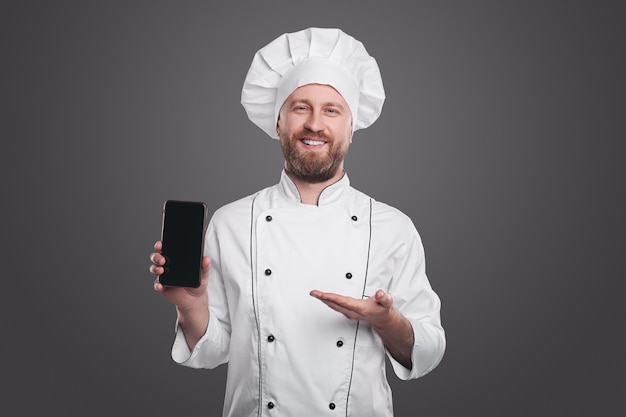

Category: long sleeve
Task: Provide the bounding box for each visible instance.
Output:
[371,204,446,380]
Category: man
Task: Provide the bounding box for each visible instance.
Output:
[150,27,445,416]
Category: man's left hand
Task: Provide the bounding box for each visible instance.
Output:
[310,288,414,369]
[309,288,395,328]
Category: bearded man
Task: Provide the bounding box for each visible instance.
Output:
[149,27,445,417]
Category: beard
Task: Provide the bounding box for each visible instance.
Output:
[279,130,348,184]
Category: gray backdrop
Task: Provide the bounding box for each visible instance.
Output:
[4,1,624,415]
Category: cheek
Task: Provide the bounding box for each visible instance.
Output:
[278,117,301,136]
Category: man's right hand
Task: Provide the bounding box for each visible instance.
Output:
[149,241,210,306]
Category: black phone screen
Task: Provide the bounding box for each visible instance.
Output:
[159,200,207,288]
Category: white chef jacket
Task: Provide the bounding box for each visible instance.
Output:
[172,171,445,417]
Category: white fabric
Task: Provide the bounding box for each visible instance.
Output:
[241,27,385,139]
[172,171,445,417]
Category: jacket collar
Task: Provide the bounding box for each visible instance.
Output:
[279,170,350,206]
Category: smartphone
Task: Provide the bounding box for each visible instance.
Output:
[159,200,207,288]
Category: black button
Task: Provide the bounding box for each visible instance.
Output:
[351,215,358,221]
[267,402,275,409]
[336,340,343,347]
[329,402,336,410]
[267,335,275,342]
[345,272,352,279]
[266,215,272,222]
[265,269,272,276]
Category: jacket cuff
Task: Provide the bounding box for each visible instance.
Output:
[388,319,446,380]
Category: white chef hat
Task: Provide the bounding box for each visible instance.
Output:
[241,27,385,139]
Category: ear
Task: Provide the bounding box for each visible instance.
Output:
[276,115,281,136]
[349,117,354,143]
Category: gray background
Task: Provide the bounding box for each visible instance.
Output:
[3,1,624,415]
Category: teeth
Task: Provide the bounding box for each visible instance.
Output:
[302,139,325,146]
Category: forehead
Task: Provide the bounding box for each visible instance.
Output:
[285,84,348,107]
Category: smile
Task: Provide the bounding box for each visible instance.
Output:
[301,139,327,146]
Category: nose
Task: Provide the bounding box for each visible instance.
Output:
[303,110,325,133]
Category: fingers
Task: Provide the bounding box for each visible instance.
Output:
[310,289,394,323]
[149,241,165,275]
[311,289,392,308]
[312,295,358,320]
[149,252,165,266]
[153,278,164,293]
[149,253,165,275]
[309,289,323,298]
[310,291,364,319]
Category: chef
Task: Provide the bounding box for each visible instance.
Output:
[150,27,445,417]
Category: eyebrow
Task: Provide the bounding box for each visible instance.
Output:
[289,98,347,110]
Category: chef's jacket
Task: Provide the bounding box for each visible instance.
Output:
[172,171,445,417]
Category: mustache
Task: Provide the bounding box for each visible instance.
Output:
[292,129,332,142]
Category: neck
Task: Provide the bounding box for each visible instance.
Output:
[285,168,345,205]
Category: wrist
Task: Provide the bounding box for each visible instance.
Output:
[176,293,208,316]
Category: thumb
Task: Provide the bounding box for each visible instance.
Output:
[200,256,211,283]
[375,289,393,308]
